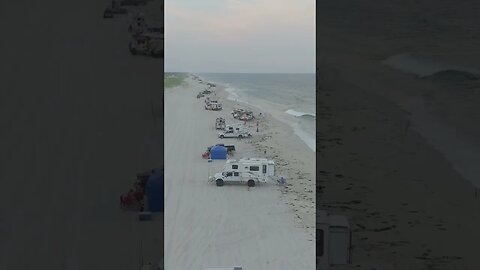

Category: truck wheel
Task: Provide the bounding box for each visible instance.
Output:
[216,179,224,186]
[247,179,255,187]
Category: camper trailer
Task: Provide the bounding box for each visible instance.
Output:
[210,158,275,187]
[317,211,352,269]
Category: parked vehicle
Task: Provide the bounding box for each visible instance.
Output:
[210,158,275,187]
[218,128,251,138]
[215,118,226,129]
[205,102,222,111]
[129,33,163,58]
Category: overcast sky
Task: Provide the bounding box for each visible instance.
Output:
[165,0,315,73]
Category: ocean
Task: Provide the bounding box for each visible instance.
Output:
[197,73,316,152]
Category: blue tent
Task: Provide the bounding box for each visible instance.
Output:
[210,145,227,159]
[146,169,164,212]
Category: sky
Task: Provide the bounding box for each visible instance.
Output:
[165,0,315,73]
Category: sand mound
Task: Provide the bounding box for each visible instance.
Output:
[421,69,480,81]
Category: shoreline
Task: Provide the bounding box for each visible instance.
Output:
[197,74,316,152]
[192,75,316,229]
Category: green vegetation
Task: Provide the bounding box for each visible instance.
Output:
[165,73,188,88]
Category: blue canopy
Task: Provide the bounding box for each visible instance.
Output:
[210,145,227,159]
[146,168,164,212]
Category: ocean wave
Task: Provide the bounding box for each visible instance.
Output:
[285,109,316,118]
[292,123,316,152]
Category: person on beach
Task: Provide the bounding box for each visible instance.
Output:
[278,176,286,185]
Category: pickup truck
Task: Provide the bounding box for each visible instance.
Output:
[218,130,251,139]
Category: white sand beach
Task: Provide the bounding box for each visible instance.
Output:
[164,76,315,270]
[0,1,163,269]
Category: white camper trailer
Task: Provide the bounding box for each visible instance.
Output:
[317,210,352,269]
[210,158,275,187]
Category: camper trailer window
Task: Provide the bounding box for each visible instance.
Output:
[250,166,259,171]
[234,172,239,176]
[232,165,238,169]
[316,229,324,256]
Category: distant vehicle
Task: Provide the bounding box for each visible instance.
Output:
[205,102,222,111]
[218,128,251,139]
[210,158,275,187]
[215,117,226,129]
[129,33,163,58]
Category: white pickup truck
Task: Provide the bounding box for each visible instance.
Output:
[218,128,251,138]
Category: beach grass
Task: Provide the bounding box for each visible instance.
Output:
[165,73,188,88]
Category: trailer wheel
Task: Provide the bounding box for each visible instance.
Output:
[238,135,243,138]
[220,135,224,138]
[247,179,255,187]
[216,179,224,186]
